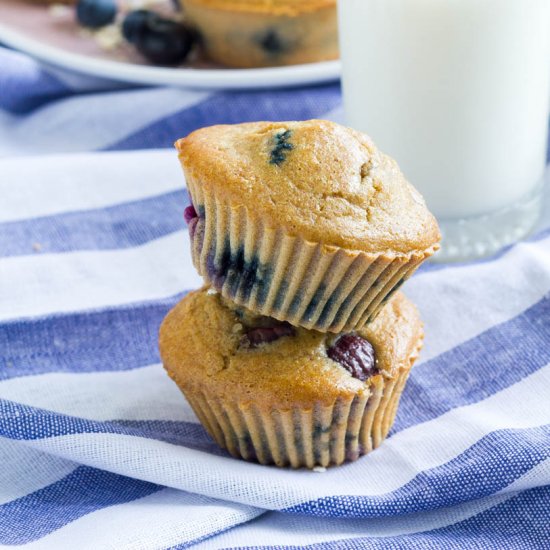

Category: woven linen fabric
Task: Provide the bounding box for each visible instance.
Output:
[1,45,550,549]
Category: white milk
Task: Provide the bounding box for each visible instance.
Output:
[338,0,550,220]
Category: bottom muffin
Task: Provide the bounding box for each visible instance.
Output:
[159,287,423,468]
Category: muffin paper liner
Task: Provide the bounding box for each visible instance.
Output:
[187,180,437,332]
[175,339,421,468]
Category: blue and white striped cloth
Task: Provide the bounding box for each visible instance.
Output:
[1,45,550,549]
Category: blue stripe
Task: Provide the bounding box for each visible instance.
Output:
[1,290,548,472]
[0,47,72,114]
[393,293,550,433]
[285,424,550,518]
[1,285,548,450]
[0,465,162,544]
[0,399,223,455]
[0,190,188,257]
[244,485,550,549]
[0,396,547,519]
[1,291,548,446]
[0,293,185,379]
[104,84,341,151]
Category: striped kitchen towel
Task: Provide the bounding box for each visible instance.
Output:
[1,45,550,549]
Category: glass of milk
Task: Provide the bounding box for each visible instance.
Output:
[338,0,550,261]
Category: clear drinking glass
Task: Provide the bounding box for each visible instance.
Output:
[338,0,550,261]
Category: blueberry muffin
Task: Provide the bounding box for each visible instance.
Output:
[159,286,423,468]
[180,0,337,68]
[176,120,440,333]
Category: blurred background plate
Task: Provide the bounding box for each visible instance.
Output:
[0,0,341,89]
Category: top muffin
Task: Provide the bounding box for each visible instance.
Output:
[177,120,439,254]
[176,120,439,333]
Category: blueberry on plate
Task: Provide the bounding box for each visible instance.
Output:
[122,10,195,65]
[121,10,150,44]
[76,0,117,29]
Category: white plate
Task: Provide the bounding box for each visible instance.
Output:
[0,1,340,90]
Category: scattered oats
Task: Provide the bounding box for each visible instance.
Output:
[232,323,243,334]
[206,288,218,296]
[94,24,123,51]
[32,242,42,252]
[48,4,72,18]
[312,466,327,473]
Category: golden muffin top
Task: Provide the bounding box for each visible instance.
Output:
[183,0,335,16]
[176,120,440,255]
[159,287,423,408]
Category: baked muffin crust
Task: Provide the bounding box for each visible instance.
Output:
[176,120,440,255]
[160,287,423,409]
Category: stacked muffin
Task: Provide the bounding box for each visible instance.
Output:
[159,120,440,468]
